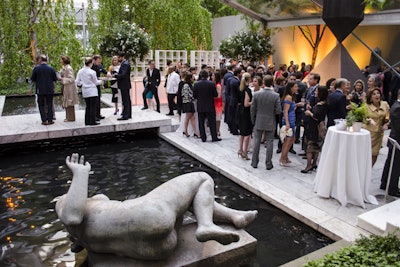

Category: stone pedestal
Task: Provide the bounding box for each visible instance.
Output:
[87,223,257,267]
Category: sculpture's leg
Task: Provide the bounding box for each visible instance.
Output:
[212,202,258,229]
[192,177,240,245]
[55,153,91,226]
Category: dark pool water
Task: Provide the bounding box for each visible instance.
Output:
[0,132,332,266]
[2,95,108,116]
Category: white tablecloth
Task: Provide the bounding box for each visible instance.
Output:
[314,127,378,208]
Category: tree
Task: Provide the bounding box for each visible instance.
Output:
[0,0,84,90]
[200,0,238,18]
[98,21,151,60]
[297,25,327,68]
[219,30,273,62]
[92,0,213,55]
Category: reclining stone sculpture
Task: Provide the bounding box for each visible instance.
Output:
[55,153,258,260]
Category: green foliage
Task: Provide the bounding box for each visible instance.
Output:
[0,0,84,92]
[93,0,212,53]
[304,234,400,267]
[364,0,387,9]
[346,102,368,126]
[98,21,151,60]
[200,0,239,18]
[219,30,273,62]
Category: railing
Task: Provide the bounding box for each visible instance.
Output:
[131,50,221,78]
[385,137,400,199]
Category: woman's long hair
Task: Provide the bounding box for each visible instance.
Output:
[240,72,251,92]
[282,82,296,100]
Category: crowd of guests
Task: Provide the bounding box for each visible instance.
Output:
[30,52,132,126]
[29,54,400,197]
[165,59,399,197]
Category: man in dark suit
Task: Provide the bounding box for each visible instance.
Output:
[91,55,108,120]
[30,54,59,125]
[327,78,347,127]
[223,64,234,124]
[380,90,400,197]
[227,67,242,135]
[115,51,132,120]
[193,70,221,142]
[251,75,282,170]
[293,72,307,144]
[142,60,161,112]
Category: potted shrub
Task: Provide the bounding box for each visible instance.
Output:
[346,102,368,132]
[304,233,400,266]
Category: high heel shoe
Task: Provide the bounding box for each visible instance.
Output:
[237,150,243,158]
[311,165,318,171]
[193,133,200,138]
[183,131,190,137]
[113,109,119,115]
[279,160,290,167]
[241,152,250,160]
[301,167,313,173]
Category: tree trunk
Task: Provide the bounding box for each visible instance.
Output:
[28,0,38,61]
[297,24,327,68]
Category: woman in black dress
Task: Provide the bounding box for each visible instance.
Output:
[301,86,328,173]
[237,72,253,160]
[181,71,200,138]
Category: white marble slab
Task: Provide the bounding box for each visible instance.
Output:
[0,106,171,144]
[357,199,400,235]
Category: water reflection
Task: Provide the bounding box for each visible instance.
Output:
[0,132,332,266]
[2,95,108,116]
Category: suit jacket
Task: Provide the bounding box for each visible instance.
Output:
[251,87,282,131]
[146,67,161,90]
[295,81,307,103]
[389,100,400,142]
[229,76,240,107]
[193,78,218,113]
[327,89,347,127]
[115,59,131,90]
[31,63,58,95]
[91,64,107,77]
[223,71,234,102]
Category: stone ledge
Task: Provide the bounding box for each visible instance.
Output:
[88,223,257,267]
[280,239,351,267]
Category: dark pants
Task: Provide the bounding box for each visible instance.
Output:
[228,104,239,134]
[198,111,218,142]
[143,85,160,112]
[167,93,177,114]
[95,86,102,119]
[295,110,303,141]
[84,96,97,125]
[37,94,54,123]
[381,144,400,194]
[120,87,132,119]
[224,97,230,123]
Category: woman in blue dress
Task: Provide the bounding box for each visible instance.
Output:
[280,82,298,166]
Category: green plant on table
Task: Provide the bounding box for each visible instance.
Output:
[346,102,368,126]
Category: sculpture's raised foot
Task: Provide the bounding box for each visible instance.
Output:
[195,225,240,245]
[232,210,258,229]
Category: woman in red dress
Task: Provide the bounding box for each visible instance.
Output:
[213,70,223,136]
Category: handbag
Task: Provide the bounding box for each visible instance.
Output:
[279,126,293,143]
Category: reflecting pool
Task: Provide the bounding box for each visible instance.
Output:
[0,132,332,266]
[2,95,108,116]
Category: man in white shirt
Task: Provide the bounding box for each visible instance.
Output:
[76,57,103,125]
[165,66,180,115]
